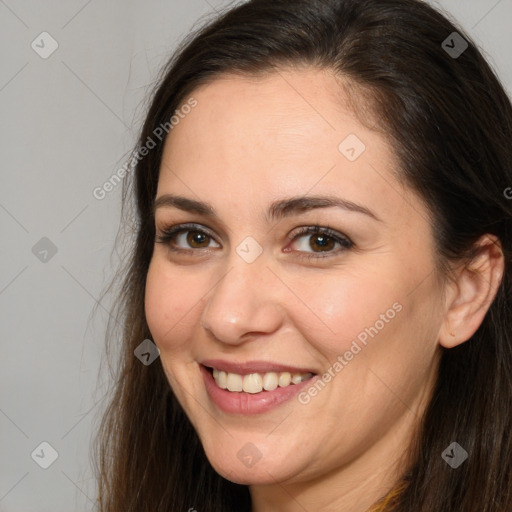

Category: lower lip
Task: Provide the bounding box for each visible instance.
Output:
[200,365,317,415]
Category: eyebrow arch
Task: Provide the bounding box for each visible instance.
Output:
[153,194,382,222]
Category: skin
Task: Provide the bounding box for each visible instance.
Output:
[144,67,504,512]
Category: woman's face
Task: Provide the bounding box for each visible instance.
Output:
[145,68,445,494]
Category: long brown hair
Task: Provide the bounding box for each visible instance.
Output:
[95,1,512,510]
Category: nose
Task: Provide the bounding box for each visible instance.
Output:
[199,255,284,345]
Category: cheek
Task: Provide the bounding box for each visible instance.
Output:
[280,266,406,361]
[281,259,441,400]
[144,258,204,354]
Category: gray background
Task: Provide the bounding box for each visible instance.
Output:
[1,0,511,510]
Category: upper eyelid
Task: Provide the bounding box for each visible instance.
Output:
[156,221,221,239]
[156,222,346,236]
[156,223,219,243]
[287,225,352,241]
[157,222,214,234]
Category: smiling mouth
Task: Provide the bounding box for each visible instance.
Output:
[204,366,315,394]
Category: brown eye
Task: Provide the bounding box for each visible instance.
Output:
[186,230,211,248]
[308,234,336,252]
[156,223,220,251]
[288,226,354,258]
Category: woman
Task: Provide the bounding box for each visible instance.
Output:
[96,0,512,510]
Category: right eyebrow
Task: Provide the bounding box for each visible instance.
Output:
[153,194,214,217]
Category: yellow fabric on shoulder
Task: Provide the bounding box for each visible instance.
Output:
[367,480,408,512]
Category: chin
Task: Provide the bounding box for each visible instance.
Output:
[200,441,305,486]
[209,459,289,486]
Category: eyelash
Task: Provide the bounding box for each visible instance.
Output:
[287,225,354,259]
[155,222,354,260]
[156,223,217,254]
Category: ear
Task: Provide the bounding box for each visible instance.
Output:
[438,234,505,349]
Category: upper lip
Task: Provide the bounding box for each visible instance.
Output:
[200,359,317,375]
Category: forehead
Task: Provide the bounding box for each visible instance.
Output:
[166,68,362,161]
[157,68,420,229]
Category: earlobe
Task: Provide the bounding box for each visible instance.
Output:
[439,234,504,349]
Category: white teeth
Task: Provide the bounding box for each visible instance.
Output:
[262,372,278,391]
[217,370,228,389]
[211,368,313,393]
[291,373,303,385]
[226,373,243,392]
[278,372,291,387]
[213,368,228,389]
[242,373,263,394]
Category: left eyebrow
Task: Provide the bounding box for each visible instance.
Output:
[153,193,382,223]
[266,195,382,223]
